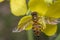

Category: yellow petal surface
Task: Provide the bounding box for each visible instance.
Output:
[44,0,53,4]
[10,0,27,16]
[28,0,52,16]
[0,0,4,2]
[42,24,57,36]
[38,16,46,30]
[18,16,33,30]
[45,1,60,18]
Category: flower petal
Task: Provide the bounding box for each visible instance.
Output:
[42,24,57,36]
[17,16,33,32]
[45,2,60,18]
[10,0,27,16]
[44,0,53,4]
[29,0,60,18]
[28,0,52,16]
[45,1,60,18]
[38,16,46,30]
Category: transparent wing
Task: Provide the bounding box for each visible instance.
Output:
[45,17,59,25]
[13,21,32,32]
[38,16,58,36]
[12,16,33,32]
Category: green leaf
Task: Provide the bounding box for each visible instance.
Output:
[10,0,27,16]
[55,34,60,40]
[27,30,34,40]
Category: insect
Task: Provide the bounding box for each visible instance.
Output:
[31,12,42,36]
[13,12,58,36]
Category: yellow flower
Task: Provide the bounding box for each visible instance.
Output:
[17,15,57,36]
[10,0,59,36]
[10,0,60,18]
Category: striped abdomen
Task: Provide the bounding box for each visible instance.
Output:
[31,12,41,36]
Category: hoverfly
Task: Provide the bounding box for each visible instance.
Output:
[13,12,58,36]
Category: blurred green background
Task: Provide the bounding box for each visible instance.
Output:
[0,0,60,40]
